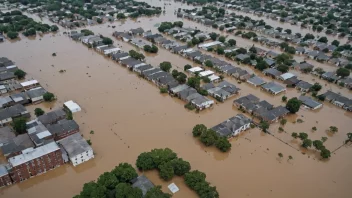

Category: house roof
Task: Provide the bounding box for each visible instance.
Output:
[1,133,34,156]
[263,68,282,76]
[0,72,15,81]
[0,104,28,121]
[280,73,295,80]
[58,133,91,158]
[296,81,313,90]
[212,114,251,137]
[26,87,47,99]
[247,76,266,86]
[261,82,286,93]
[37,109,66,126]
[299,96,322,109]
[47,119,79,136]
[10,92,29,103]
[64,100,81,113]
[8,142,60,167]
[131,175,154,196]
[0,164,9,177]
[0,126,15,146]
[170,84,189,93]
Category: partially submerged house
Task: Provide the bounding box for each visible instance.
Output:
[298,96,322,110]
[246,76,266,87]
[26,87,47,104]
[211,114,251,137]
[321,91,352,111]
[261,82,286,95]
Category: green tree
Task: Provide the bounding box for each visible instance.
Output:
[7,31,19,39]
[317,36,328,43]
[34,108,45,117]
[228,39,236,46]
[159,62,172,72]
[336,68,350,78]
[218,36,226,43]
[329,126,338,133]
[205,60,213,67]
[150,148,177,167]
[209,32,217,41]
[288,155,293,161]
[96,18,103,24]
[115,182,143,198]
[321,137,328,142]
[192,124,207,137]
[299,132,308,140]
[158,162,174,181]
[309,83,322,92]
[43,92,55,101]
[145,186,171,198]
[151,45,158,53]
[191,37,200,45]
[331,40,340,47]
[217,47,225,55]
[200,129,218,146]
[97,172,118,190]
[292,132,298,139]
[171,69,179,78]
[79,182,107,198]
[284,29,292,34]
[313,140,325,151]
[14,69,26,79]
[302,139,312,148]
[282,96,287,102]
[286,97,301,113]
[215,137,231,152]
[312,126,317,131]
[184,64,192,71]
[184,170,206,189]
[102,37,113,45]
[66,110,73,120]
[280,119,287,126]
[176,72,187,84]
[13,117,27,134]
[259,121,269,132]
[255,60,268,71]
[187,77,200,89]
[111,163,138,183]
[170,158,191,176]
[116,13,126,19]
[136,152,155,170]
[320,148,331,159]
[278,153,283,158]
[50,25,59,32]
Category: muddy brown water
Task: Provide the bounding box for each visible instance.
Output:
[0,1,352,198]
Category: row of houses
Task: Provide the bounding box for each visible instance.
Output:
[0,101,93,188]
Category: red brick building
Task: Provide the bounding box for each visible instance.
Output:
[47,119,80,141]
[0,165,12,188]
[7,142,64,183]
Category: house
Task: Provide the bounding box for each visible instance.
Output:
[338,78,352,90]
[321,72,340,82]
[156,76,179,89]
[121,58,145,68]
[169,84,190,95]
[8,142,64,183]
[133,64,153,74]
[0,85,7,94]
[235,54,250,62]
[96,45,121,55]
[187,67,204,75]
[295,62,314,72]
[0,57,15,67]
[0,164,12,187]
[199,70,215,77]
[258,106,290,123]
[0,126,15,147]
[233,94,260,112]
[26,120,53,147]
[284,77,300,87]
[0,134,34,158]
[206,81,240,101]
[264,58,276,67]
[296,81,313,92]
[295,47,305,55]
[111,52,130,61]
[266,51,279,59]
[142,68,162,78]
[20,80,40,90]
[170,45,188,54]
[0,104,30,126]
[261,82,286,95]
[263,68,282,78]
[247,76,266,87]
[0,96,14,108]
[298,96,322,110]
[321,91,352,111]
[58,133,94,167]
[212,114,251,137]
[131,175,154,196]
[80,35,96,44]
[10,92,30,105]
[37,109,66,126]
[0,72,15,83]
[129,27,144,35]
[63,100,81,113]
[113,32,132,42]
[279,73,296,81]
[316,52,330,62]
[88,36,103,45]
[189,95,214,110]
[26,87,47,104]
[198,41,224,50]
[130,38,152,49]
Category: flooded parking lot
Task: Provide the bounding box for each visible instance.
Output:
[0,1,352,198]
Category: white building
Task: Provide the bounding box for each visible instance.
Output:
[64,100,81,113]
[199,70,214,77]
[58,133,94,166]
[187,66,204,75]
[20,80,39,90]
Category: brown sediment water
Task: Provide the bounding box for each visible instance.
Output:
[0,1,352,198]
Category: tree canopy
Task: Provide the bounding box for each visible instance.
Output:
[159,61,172,72]
[286,97,301,113]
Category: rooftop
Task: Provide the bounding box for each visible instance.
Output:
[64,100,81,113]
[8,142,60,167]
[58,133,92,158]
[131,175,154,196]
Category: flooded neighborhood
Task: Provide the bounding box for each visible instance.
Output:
[0,0,351,198]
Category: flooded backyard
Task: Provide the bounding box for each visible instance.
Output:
[0,1,352,198]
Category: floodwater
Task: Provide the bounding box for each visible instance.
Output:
[0,1,352,198]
